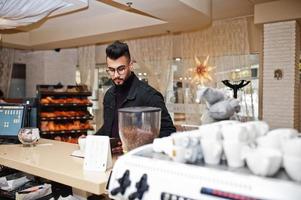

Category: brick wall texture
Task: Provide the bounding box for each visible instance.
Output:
[263,20,300,130]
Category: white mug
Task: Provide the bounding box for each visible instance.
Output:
[283,155,301,182]
[244,121,269,138]
[259,128,298,151]
[170,146,187,163]
[282,138,301,156]
[222,124,249,142]
[199,123,222,140]
[201,139,223,165]
[223,140,246,168]
[256,135,280,150]
[244,147,282,177]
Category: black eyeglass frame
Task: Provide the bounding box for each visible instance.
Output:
[106,65,128,76]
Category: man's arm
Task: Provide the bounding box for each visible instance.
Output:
[147,92,176,137]
[94,125,104,135]
[95,93,108,136]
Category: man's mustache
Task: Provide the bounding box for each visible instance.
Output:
[113,78,124,81]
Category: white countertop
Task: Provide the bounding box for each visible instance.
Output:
[0,139,113,195]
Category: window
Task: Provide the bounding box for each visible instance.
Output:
[170,54,259,124]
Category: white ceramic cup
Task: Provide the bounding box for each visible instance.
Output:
[172,135,192,147]
[244,121,269,138]
[183,146,203,164]
[223,141,246,168]
[267,128,298,139]
[201,139,223,165]
[199,123,222,140]
[256,135,280,150]
[170,146,187,163]
[244,147,282,177]
[258,128,298,151]
[222,124,249,142]
[282,138,301,156]
[283,155,301,182]
[215,120,241,128]
[153,137,173,155]
[78,137,86,152]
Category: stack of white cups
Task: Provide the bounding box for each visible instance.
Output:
[153,130,203,164]
[222,124,249,168]
[199,123,223,165]
[152,120,301,183]
[244,127,296,177]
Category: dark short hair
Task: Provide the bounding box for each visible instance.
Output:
[0,90,3,98]
[106,41,131,62]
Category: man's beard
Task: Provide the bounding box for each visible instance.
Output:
[113,78,124,85]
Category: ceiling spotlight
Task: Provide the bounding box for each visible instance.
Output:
[126,2,133,7]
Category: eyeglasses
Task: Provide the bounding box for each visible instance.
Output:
[106,65,127,76]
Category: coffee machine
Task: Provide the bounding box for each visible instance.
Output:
[108,143,301,200]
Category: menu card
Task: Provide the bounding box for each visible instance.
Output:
[83,135,112,172]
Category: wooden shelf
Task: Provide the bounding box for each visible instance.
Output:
[40,103,93,107]
[37,84,94,141]
[40,115,93,121]
[39,91,92,96]
[40,129,93,135]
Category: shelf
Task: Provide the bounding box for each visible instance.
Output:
[40,115,93,121]
[39,91,92,96]
[37,84,93,141]
[40,103,93,107]
[41,129,93,135]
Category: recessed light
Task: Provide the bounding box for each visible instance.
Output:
[126,2,133,7]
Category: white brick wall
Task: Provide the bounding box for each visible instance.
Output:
[263,20,300,130]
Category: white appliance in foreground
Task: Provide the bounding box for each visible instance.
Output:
[108,144,301,200]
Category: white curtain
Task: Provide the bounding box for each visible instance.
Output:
[0,48,14,97]
[126,35,173,97]
[177,17,250,85]
[0,0,70,29]
[173,17,251,92]
[178,18,249,57]
[78,45,96,90]
[172,17,256,122]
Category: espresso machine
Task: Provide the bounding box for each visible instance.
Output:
[108,121,301,200]
[108,143,301,200]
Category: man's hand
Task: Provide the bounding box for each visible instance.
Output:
[111,139,123,154]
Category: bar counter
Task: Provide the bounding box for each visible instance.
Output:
[0,139,112,196]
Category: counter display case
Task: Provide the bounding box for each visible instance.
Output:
[36,84,94,143]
